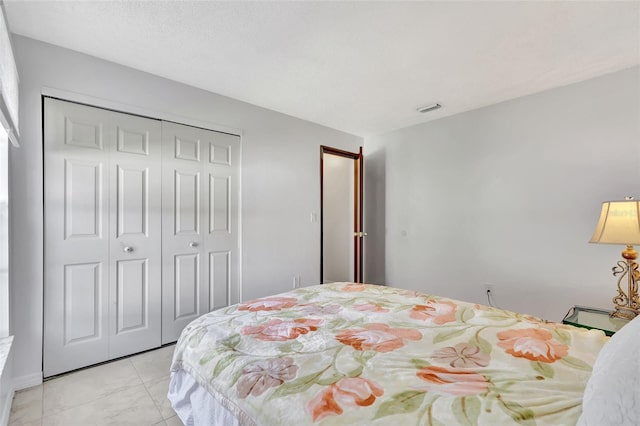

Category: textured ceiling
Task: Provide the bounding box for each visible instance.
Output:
[4,1,640,136]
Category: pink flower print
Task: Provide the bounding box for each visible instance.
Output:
[238,296,298,312]
[306,377,383,422]
[301,304,342,316]
[416,366,489,396]
[496,328,568,363]
[353,303,389,313]
[237,357,298,398]
[409,300,457,325]
[336,323,421,352]
[242,318,323,341]
[431,343,490,368]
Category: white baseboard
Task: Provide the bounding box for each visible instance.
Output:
[11,373,42,392]
[0,387,14,426]
[0,373,41,425]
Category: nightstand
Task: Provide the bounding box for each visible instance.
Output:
[563,305,630,336]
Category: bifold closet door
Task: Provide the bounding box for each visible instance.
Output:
[44,98,162,376]
[108,110,162,359]
[161,121,240,344]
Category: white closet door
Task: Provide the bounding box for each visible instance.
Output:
[161,121,240,344]
[44,99,112,376]
[44,99,162,376]
[205,130,240,310]
[108,110,162,358]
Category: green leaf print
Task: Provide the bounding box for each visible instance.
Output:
[531,361,554,378]
[329,318,347,329]
[560,356,592,372]
[433,328,466,344]
[345,365,364,378]
[470,333,492,355]
[481,311,514,321]
[279,340,304,353]
[221,334,241,349]
[374,390,426,419]
[423,399,446,426]
[302,292,317,301]
[456,308,475,323]
[498,399,536,426]
[411,358,431,369]
[199,350,220,365]
[269,370,324,399]
[452,396,481,426]
[188,328,207,348]
[316,372,344,386]
[551,328,572,345]
[354,350,377,365]
[212,354,237,378]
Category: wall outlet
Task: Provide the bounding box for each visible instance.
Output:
[293,276,301,289]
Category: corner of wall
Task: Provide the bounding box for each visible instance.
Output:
[11,372,42,392]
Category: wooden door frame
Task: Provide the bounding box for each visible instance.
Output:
[320,145,363,284]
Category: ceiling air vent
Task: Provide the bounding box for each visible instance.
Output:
[416,103,442,113]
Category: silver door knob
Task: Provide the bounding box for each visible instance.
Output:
[123,246,134,253]
[189,242,199,248]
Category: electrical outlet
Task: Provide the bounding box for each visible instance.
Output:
[293,276,301,289]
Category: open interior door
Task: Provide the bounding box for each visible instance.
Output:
[321,146,364,283]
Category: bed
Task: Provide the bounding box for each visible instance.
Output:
[168,282,625,425]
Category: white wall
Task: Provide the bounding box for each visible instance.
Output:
[10,36,362,385]
[364,66,640,321]
[323,154,354,282]
[0,127,8,338]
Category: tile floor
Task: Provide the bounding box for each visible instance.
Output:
[8,344,182,426]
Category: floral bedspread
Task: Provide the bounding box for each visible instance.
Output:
[170,283,608,426]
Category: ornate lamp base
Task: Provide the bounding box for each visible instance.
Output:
[611,306,638,320]
[610,245,640,320]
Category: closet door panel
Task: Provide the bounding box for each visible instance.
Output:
[115,258,147,332]
[45,99,162,375]
[204,131,240,310]
[209,251,230,311]
[108,111,162,359]
[174,253,200,319]
[161,122,239,344]
[63,262,103,344]
[174,170,200,235]
[161,122,206,343]
[44,99,111,377]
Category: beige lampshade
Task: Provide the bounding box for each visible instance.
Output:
[590,200,640,245]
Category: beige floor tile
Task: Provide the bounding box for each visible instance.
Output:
[145,375,176,419]
[9,385,43,425]
[165,415,184,426]
[43,358,142,415]
[42,384,163,426]
[130,345,175,384]
[9,420,42,426]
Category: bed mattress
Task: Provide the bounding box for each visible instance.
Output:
[169,282,608,425]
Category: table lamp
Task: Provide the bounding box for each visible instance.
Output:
[590,197,640,319]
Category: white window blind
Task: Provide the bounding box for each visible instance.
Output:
[0,3,18,146]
